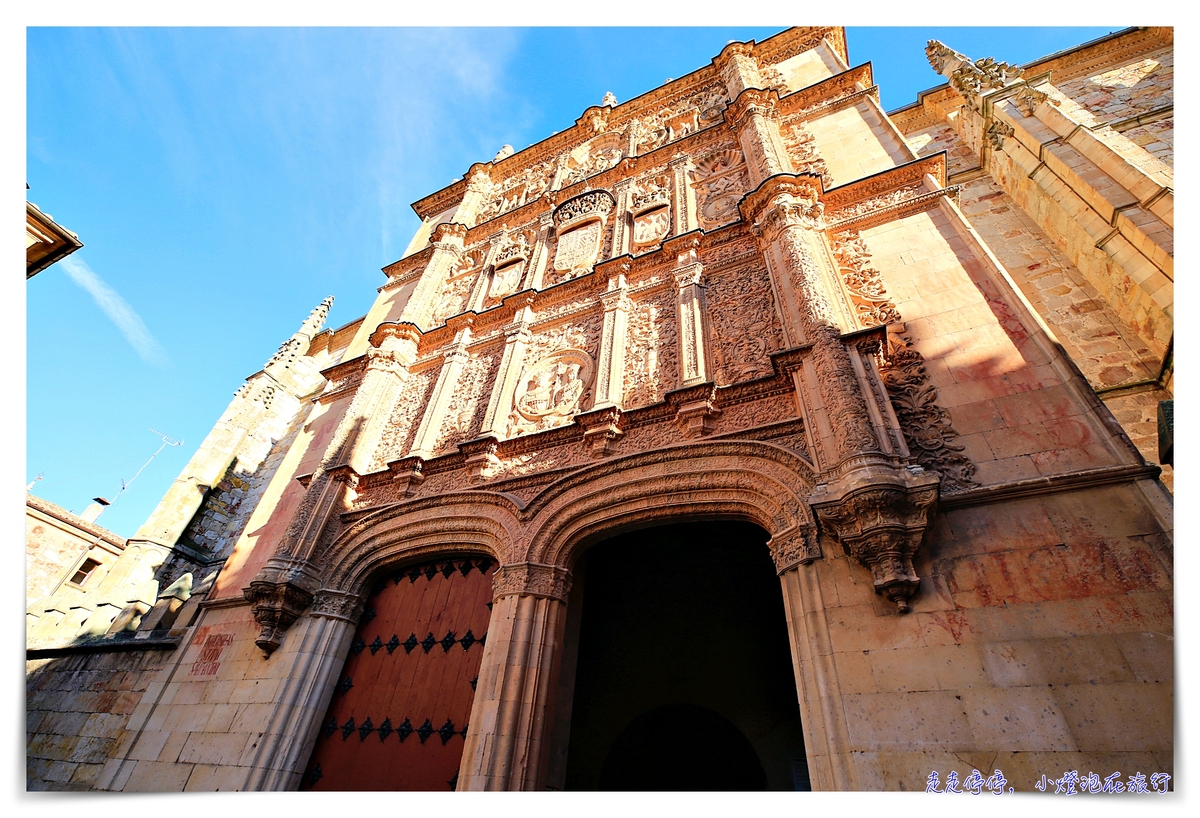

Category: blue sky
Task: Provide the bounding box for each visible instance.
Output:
[25,26,1122,537]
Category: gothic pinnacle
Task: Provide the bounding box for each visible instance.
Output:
[300,296,335,338]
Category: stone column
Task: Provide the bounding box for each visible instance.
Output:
[716,44,793,189]
[743,176,941,613]
[241,589,363,790]
[399,222,469,331]
[526,213,555,291]
[458,563,572,791]
[610,178,636,257]
[408,325,474,459]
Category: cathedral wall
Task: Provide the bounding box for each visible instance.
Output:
[28,648,171,790]
[804,102,910,186]
[1055,47,1172,126]
[771,44,842,92]
[791,480,1172,790]
[210,394,353,600]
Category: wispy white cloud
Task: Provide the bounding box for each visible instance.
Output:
[60,256,169,366]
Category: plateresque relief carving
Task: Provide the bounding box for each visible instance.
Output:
[433,249,484,324]
[624,291,678,408]
[706,264,782,385]
[560,133,624,188]
[830,229,902,329]
[631,82,728,155]
[486,230,533,304]
[691,149,750,230]
[550,190,616,282]
[629,174,672,252]
[504,348,594,438]
[880,331,978,493]
[782,121,833,189]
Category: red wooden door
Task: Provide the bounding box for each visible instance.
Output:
[301,556,495,790]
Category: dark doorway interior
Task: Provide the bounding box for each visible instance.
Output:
[562,521,810,791]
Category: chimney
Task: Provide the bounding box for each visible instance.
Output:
[80,497,110,523]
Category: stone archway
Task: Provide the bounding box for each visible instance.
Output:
[559,520,809,791]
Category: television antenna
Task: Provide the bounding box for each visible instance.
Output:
[111,428,182,506]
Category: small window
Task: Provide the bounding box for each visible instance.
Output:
[70,558,101,587]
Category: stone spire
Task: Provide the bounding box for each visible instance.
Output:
[298,295,334,340]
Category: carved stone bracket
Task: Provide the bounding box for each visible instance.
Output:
[811,474,939,613]
[386,456,425,497]
[492,563,573,602]
[669,383,721,438]
[243,556,323,657]
[987,118,1014,151]
[576,406,624,458]
[459,436,501,483]
[767,525,821,574]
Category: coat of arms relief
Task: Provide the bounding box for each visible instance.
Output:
[629,174,671,253]
[550,189,616,282]
[690,148,750,230]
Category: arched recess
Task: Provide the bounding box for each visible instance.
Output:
[272,493,523,791]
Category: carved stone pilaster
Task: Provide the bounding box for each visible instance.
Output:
[670,240,710,387]
[404,222,468,330]
[767,525,822,574]
[811,474,939,613]
[714,41,763,99]
[576,406,623,458]
[668,155,697,235]
[492,563,572,602]
[409,327,474,459]
[594,274,631,409]
[744,176,880,463]
[480,312,534,438]
[725,87,791,185]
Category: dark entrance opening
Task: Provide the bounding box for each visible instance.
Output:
[561,521,810,791]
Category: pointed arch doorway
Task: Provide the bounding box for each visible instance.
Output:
[560,520,810,791]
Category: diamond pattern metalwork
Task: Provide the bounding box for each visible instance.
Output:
[377,717,393,742]
[350,636,366,655]
[424,565,438,580]
[385,634,401,654]
[459,560,475,577]
[421,632,436,653]
[441,562,456,578]
[396,717,413,742]
[335,676,354,696]
[469,676,478,691]
[361,607,377,625]
[340,717,356,740]
[417,718,434,743]
[369,635,384,655]
[440,631,457,652]
[438,719,456,744]
[403,633,419,654]
[407,568,422,584]
[358,716,374,741]
[322,717,338,739]
[459,630,476,651]
[303,764,323,789]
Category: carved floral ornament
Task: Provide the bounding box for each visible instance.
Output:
[505,348,594,438]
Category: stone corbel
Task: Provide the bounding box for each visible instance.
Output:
[244,555,323,657]
[669,383,721,438]
[766,525,821,574]
[576,406,623,458]
[386,456,425,497]
[810,471,939,613]
[492,562,573,602]
[459,436,501,483]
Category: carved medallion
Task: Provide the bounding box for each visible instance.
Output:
[691,149,748,230]
[505,348,593,438]
[489,261,524,299]
[632,207,670,248]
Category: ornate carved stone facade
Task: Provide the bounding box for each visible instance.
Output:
[29,27,1172,794]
